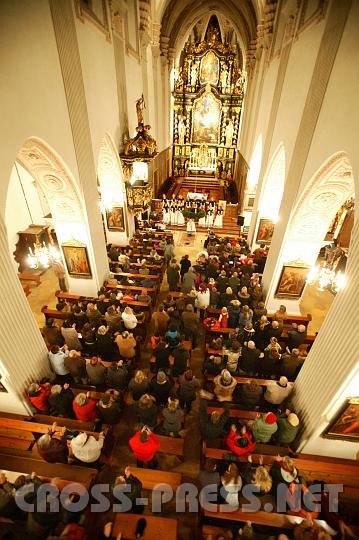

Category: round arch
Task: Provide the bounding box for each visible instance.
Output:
[247,133,262,191]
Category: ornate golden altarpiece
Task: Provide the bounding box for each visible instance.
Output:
[172,24,245,179]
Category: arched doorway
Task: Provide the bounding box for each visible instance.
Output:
[242,134,262,228]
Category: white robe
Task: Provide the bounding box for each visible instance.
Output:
[177,209,185,225]
[186,220,196,235]
[213,211,223,228]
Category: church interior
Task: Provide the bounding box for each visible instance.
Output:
[0,0,358,538]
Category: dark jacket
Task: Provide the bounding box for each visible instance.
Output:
[135,402,158,428]
[106,364,128,390]
[96,334,116,360]
[37,431,69,464]
[199,400,229,441]
[228,304,241,328]
[240,347,260,373]
[281,353,303,381]
[64,355,87,380]
[240,383,263,408]
[172,347,190,377]
[178,375,199,402]
[49,388,75,417]
[276,413,299,444]
[216,275,228,294]
[97,401,122,425]
[149,378,173,405]
[86,363,107,386]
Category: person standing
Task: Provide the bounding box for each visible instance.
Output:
[52,259,67,292]
[129,426,160,468]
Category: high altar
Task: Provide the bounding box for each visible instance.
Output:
[172,19,246,179]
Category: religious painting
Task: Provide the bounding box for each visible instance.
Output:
[200,50,220,86]
[275,264,310,299]
[62,241,92,278]
[256,218,275,244]
[322,398,359,442]
[106,207,125,231]
[192,89,221,144]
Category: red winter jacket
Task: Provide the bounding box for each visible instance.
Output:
[73,398,98,422]
[226,429,256,456]
[129,431,160,462]
[28,384,51,411]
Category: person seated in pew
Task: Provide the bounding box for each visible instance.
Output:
[224,341,241,375]
[61,321,83,352]
[150,341,171,374]
[251,412,278,443]
[42,317,65,348]
[172,342,190,378]
[27,381,51,412]
[239,380,263,409]
[264,376,294,406]
[48,345,71,383]
[86,357,107,387]
[275,410,300,445]
[122,290,136,302]
[64,350,87,385]
[106,360,128,391]
[96,392,122,425]
[137,288,152,305]
[165,323,182,351]
[49,383,75,418]
[213,369,237,402]
[287,323,307,351]
[149,370,173,407]
[220,463,242,507]
[73,392,98,422]
[281,348,304,381]
[141,276,154,288]
[135,393,158,430]
[239,455,273,500]
[239,341,261,376]
[113,466,144,515]
[121,306,138,330]
[0,472,16,518]
[36,422,69,464]
[161,397,183,437]
[225,424,256,457]
[129,426,160,469]
[70,431,105,466]
[86,302,102,329]
[138,260,150,276]
[129,370,150,402]
[267,320,282,343]
[133,305,146,325]
[204,355,224,377]
[96,325,116,361]
[199,459,221,493]
[178,369,200,414]
[26,494,61,538]
[96,294,107,316]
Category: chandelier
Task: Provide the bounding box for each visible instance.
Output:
[306,264,346,293]
[27,242,61,270]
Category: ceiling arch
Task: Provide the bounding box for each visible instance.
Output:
[160,0,261,60]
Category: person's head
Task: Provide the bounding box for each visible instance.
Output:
[184,369,193,381]
[225,287,233,295]
[271,349,280,358]
[241,286,248,295]
[253,466,272,493]
[107,306,116,315]
[257,301,265,309]
[282,456,296,475]
[260,315,268,324]
[223,462,240,483]
[204,459,217,473]
[90,356,99,366]
[37,433,52,449]
[298,324,306,333]
[157,370,167,384]
[221,307,228,314]
[14,475,26,490]
[242,305,250,313]
[28,382,40,396]
[46,317,55,328]
[210,410,221,424]
[270,337,278,345]
[231,299,240,308]
[248,379,259,392]
[97,325,108,335]
[231,340,240,351]
[50,384,62,396]
[247,340,256,350]
[124,306,133,315]
[69,349,81,358]
[211,286,217,293]
[138,394,154,410]
[74,393,87,407]
[185,304,194,313]
[265,412,277,425]
[134,370,145,384]
[279,305,287,313]
[139,431,148,443]
[292,348,300,357]
[244,322,253,331]
[99,395,112,408]
[220,369,232,386]
[279,376,288,387]
[288,413,300,427]
[167,397,179,412]
[272,320,279,329]
[122,330,129,339]
[50,345,60,354]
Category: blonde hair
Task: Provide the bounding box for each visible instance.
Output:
[221,307,228,313]
[241,286,248,295]
[253,466,272,493]
[50,385,62,396]
[74,393,87,406]
[124,306,133,315]
[134,370,145,384]
[167,398,179,412]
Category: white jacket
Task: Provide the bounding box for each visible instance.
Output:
[264,382,293,404]
[71,433,104,463]
[196,289,210,309]
[122,312,138,329]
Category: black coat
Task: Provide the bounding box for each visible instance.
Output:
[49,388,75,418]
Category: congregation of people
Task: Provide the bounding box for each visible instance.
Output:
[1,228,355,540]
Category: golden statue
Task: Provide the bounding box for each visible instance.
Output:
[136,94,145,126]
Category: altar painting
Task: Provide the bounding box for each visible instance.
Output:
[192,91,221,144]
[200,50,219,85]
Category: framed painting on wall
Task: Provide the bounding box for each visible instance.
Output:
[62,241,92,278]
[192,89,221,145]
[322,397,359,442]
[106,207,125,231]
[256,218,275,244]
[275,263,310,299]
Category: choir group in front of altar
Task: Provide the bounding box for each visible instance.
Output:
[161,194,224,228]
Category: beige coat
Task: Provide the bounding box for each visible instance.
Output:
[213,374,237,402]
[115,334,136,358]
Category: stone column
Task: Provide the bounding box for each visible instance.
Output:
[0,216,50,414]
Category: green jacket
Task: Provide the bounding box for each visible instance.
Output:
[252,416,277,443]
[276,414,299,444]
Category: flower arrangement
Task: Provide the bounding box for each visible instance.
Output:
[182,210,206,220]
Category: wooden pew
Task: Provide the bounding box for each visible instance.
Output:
[113,272,161,283]
[0,453,96,489]
[156,434,184,457]
[205,374,273,387]
[22,283,31,296]
[202,439,286,461]
[129,467,182,491]
[105,283,156,298]
[32,413,96,433]
[206,308,312,330]
[18,273,41,286]
[113,513,178,540]
[205,325,315,349]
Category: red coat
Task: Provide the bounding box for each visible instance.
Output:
[28,384,51,411]
[219,313,228,328]
[129,431,160,462]
[226,429,256,456]
[73,399,97,421]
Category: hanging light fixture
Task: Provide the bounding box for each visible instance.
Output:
[27,242,61,270]
[306,264,346,293]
